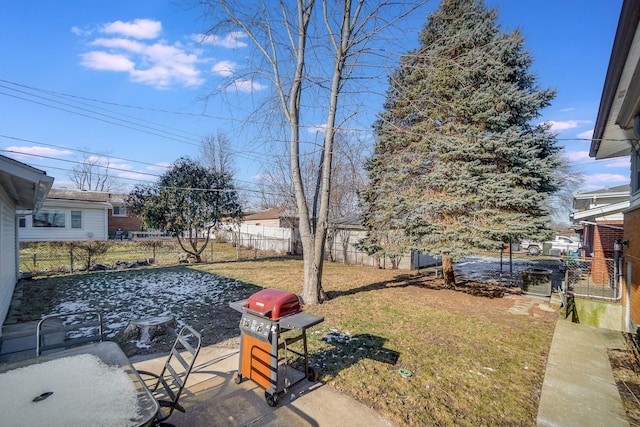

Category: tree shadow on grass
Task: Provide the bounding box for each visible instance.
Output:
[325,273,509,301]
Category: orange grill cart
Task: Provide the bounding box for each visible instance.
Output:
[230,289,323,406]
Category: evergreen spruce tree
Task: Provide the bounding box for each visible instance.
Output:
[359,0,560,287]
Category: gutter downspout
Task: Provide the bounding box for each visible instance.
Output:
[627,261,633,333]
[629,116,640,332]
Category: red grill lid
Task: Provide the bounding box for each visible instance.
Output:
[246,288,301,320]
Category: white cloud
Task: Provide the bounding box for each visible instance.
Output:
[196,31,248,48]
[562,150,631,169]
[562,150,591,163]
[86,155,108,164]
[100,19,162,39]
[90,37,145,53]
[603,157,631,168]
[109,162,133,170]
[229,79,266,93]
[558,107,575,113]
[547,120,591,132]
[577,129,593,140]
[212,60,237,77]
[80,51,134,72]
[79,39,202,88]
[131,43,202,87]
[582,173,630,188]
[308,124,327,133]
[71,26,92,37]
[5,145,73,158]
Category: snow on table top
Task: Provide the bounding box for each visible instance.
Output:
[0,353,141,427]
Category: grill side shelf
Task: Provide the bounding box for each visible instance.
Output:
[278,312,324,331]
[229,300,248,313]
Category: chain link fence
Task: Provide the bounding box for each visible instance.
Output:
[451,251,619,300]
[18,236,293,277]
[19,241,185,276]
[18,240,621,301]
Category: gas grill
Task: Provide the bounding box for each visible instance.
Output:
[230,288,324,406]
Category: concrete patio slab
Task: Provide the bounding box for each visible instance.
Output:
[131,345,395,426]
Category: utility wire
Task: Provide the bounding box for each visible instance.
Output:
[0,134,171,170]
[0,89,202,147]
[0,147,273,194]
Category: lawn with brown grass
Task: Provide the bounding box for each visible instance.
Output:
[193,257,556,426]
[11,241,556,426]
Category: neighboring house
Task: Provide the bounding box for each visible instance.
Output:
[18,188,142,242]
[233,207,301,255]
[572,185,629,257]
[571,185,629,285]
[231,207,438,269]
[590,0,640,331]
[329,216,438,270]
[105,193,143,239]
[0,155,53,332]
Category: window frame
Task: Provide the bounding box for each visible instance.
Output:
[71,210,82,229]
[32,209,66,228]
[112,206,127,217]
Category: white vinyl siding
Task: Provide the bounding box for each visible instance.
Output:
[0,186,17,329]
[19,205,107,241]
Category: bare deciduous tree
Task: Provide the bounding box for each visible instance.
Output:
[203,0,423,304]
[70,152,119,192]
[548,162,586,225]
[200,130,236,177]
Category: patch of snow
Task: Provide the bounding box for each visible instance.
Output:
[51,269,243,340]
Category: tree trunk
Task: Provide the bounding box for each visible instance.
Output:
[442,256,456,288]
[301,247,322,304]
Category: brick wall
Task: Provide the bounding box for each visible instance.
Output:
[591,221,624,286]
[624,207,640,326]
[108,210,142,238]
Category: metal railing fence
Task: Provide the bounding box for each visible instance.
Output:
[451,251,619,301]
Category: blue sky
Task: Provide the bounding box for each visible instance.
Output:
[0,0,628,207]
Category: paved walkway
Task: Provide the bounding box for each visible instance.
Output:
[537,319,629,427]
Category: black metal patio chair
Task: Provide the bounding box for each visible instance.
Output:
[136,325,202,426]
[36,310,103,356]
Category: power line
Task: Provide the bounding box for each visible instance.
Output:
[0,134,172,170]
[0,77,378,136]
[0,146,273,195]
[0,88,202,147]
[0,148,161,178]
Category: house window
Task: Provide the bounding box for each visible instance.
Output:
[32,210,65,228]
[71,210,82,229]
[18,217,26,228]
[112,206,127,216]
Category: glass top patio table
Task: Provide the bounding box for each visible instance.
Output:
[0,341,159,427]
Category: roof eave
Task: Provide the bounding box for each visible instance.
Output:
[591,0,640,159]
